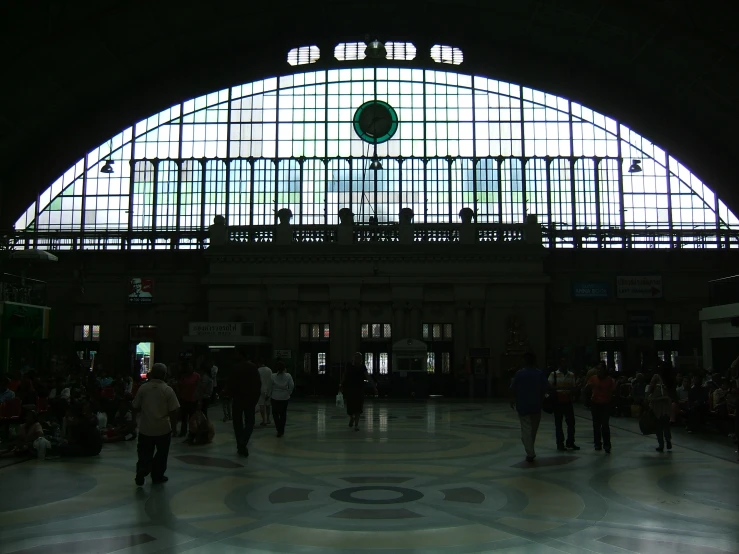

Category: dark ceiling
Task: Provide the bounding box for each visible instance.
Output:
[1,0,738,228]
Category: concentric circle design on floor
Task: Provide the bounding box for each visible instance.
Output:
[330,485,424,504]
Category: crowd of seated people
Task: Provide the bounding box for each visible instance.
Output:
[0,359,146,460]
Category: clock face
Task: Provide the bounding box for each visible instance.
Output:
[353,100,399,144]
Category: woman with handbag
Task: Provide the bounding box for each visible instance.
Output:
[646,373,673,452]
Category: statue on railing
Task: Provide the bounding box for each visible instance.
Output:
[275,208,293,245]
[338,208,354,245]
[459,207,477,243]
[525,214,542,246]
[208,215,229,247]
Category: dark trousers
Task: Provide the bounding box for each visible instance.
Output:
[232,399,256,452]
[180,400,197,435]
[554,401,575,446]
[136,432,171,480]
[272,399,289,435]
[655,415,672,447]
[591,403,612,449]
[201,398,210,419]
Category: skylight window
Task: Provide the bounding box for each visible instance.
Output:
[335,42,366,61]
[287,45,320,66]
[431,44,464,65]
[385,42,416,61]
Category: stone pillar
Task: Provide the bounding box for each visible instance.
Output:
[409,303,421,340]
[455,304,468,371]
[347,302,360,358]
[392,303,406,341]
[285,306,297,354]
[471,306,484,349]
[270,306,282,348]
[330,303,344,373]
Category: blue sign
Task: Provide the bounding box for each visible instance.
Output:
[572,282,609,299]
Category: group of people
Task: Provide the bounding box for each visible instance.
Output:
[132,350,294,485]
[510,354,739,462]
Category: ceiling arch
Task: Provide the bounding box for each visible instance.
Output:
[1,1,737,228]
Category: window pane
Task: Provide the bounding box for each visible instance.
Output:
[318,352,327,374]
[379,352,389,374]
[423,324,430,340]
[361,324,369,338]
[596,325,605,339]
[614,351,623,371]
[615,325,624,338]
[323,324,330,338]
[383,323,391,338]
[663,325,672,341]
[311,323,320,339]
[672,324,680,341]
[606,325,615,338]
[365,352,374,372]
[600,351,608,363]
[372,323,381,338]
[300,324,309,339]
[427,352,436,373]
[303,352,311,373]
[653,324,662,341]
[443,324,453,339]
[442,352,451,373]
[83,325,90,339]
[671,351,678,367]
[433,324,442,339]
[657,350,665,361]
[92,325,101,339]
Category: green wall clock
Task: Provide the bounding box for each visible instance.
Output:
[353,100,399,144]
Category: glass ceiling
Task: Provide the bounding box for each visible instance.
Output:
[15,67,739,239]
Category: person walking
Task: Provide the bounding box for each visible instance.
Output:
[646,373,672,452]
[585,364,617,454]
[229,349,262,457]
[270,361,295,437]
[510,352,549,463]
[341,352,376,431]
[132,363,180,486]
[549,357,580,451]
[177,361,200,437]
[257,359,273,426]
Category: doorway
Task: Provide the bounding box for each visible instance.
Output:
[135,342,155,376]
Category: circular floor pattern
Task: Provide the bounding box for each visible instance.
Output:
[330,486,424,504]
[0,467,97,512]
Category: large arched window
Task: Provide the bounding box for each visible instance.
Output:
[15,67,739,248]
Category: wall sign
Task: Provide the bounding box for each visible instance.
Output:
[616,276,662,299]
[128,278,153,303]
[188,322,242,337]
[572,282,610,299]
[273,349,292,359]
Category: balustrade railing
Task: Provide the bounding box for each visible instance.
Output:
[4,225,738,251]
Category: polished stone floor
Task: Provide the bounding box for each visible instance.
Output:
[1,400,738,553]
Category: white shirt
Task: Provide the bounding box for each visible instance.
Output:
[258,365,273,394]
[270,372,294,401]
[132,379,180,436]
[211,365,219,387]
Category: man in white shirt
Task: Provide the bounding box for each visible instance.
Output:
[549,357,580,451]
[132,363,180,486]
[257,359,273,426]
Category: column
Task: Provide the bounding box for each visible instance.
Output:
[471,306,484,349]
[286,307,297,354]
[330,303,344,374]
[409,303,421,340]
[270,305,282,348]
[347,302,360,358]
[392,303,405,341]
[455,304,468,372]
